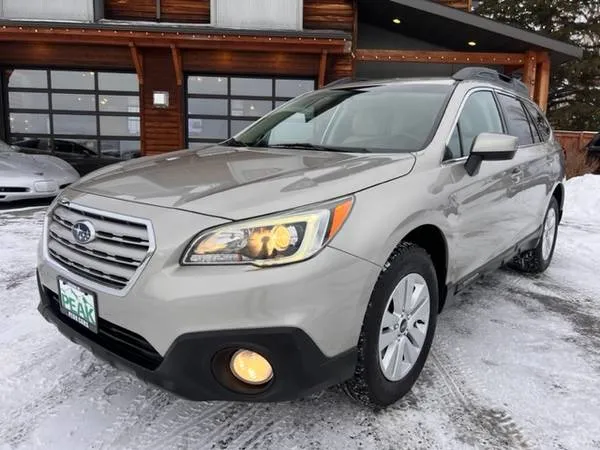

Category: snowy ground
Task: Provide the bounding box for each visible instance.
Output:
[1,176,600,449]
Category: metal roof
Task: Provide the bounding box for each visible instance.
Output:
[359,0,583,65]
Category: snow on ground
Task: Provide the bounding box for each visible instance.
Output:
[1,177,600,449]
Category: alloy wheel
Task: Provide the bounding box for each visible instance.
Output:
[378,273,431,382]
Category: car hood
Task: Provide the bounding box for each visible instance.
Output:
[71,146,416,219]
[0,152,77,179]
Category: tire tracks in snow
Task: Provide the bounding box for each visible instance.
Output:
[430,350,531,449]
[0,350,112,447]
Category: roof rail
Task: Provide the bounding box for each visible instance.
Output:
[322,77,371,88]
[452,67,529,97]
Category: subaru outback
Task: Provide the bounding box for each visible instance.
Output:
[37,68,564,407]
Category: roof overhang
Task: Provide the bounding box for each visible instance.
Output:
[358,0,583,66]
[0,20,352,54]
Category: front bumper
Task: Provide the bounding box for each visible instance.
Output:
[38,276,357,401]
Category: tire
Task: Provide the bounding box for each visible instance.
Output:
[510,197,559,274]
[343,242,439,407]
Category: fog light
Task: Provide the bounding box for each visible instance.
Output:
[230,349,273,385]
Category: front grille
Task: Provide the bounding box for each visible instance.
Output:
[46,289,163,370]
[0,187,29,193]
[47,203,153,291]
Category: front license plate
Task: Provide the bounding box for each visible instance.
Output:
[58,278,98,334]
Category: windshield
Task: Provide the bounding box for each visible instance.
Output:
[231,82,454,153]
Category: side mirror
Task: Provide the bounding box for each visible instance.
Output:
[465,133,518,176]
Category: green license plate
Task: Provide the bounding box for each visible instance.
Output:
[58,278,98,333]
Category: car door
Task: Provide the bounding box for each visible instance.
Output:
[496,93,551,241]
[440,89,522,283]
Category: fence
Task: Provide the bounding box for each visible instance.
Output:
[554,131,596,154]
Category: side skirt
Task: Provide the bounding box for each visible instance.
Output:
[442,226,542,308]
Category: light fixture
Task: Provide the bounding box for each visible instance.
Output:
[468,41,477,47]
[230,349,273,385]
[393,18,401,24]
[153,91,170,108]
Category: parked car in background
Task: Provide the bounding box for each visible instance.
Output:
[0,139,79,202]
[37,68,564,407]
[12,138,131,176]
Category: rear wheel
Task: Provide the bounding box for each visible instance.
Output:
[510,197,559,274]
[344,243,438,407]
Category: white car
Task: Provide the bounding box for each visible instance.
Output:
[0,139,80,202]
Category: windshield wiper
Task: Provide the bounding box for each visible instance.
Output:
[222,138,247,147]
[269,143,370,153]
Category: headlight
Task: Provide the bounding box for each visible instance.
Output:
[181,197,354,267]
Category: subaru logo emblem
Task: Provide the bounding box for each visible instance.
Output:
[72,221,95,244]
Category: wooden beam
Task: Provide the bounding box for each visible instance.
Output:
[534,51,551,112]
[522,50,538,99]
[170,44,183,86]
[129,43,144,85]
[355,49,526,66]
[318,50,328,88]
[0,25,349,54]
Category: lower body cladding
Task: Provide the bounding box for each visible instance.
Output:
[38,279,357,401]
[36,195,379,401]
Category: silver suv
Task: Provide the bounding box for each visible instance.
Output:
[37,68,564,407]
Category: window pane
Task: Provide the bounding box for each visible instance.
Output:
[100,140,141,159]
[51,71,95,90]
[276,79,314,98]
[100,116,140,137]
[188,98,228,116]
[99,95,140,113]
[445,127,462,160]
[7,70,47,89]
[275,100,288,108]
[457,91,504,156]
[231,99,272,117]
[188,76,227,95]
[9,113,50,134]
[523,102,551,142]
[98,73,139,92]
[231,78,271,97]
[52,94,96,111]
[9,92,49,110]
[232,120,255,135]
[497,94,534,146]
[53,139,98,155]
[188,119,228,140]
[53,114,97,135]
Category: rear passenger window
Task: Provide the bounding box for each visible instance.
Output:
[445,91,504,159]
[497,94,535,146]
[523,101,551,142]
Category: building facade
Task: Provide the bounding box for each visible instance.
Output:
[0,0,582,160]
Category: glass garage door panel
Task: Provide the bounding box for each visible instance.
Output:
[6,69,140,161]
[186,75,315,145]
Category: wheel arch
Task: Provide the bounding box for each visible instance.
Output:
[552,183,565,222]
[399,224,449,312]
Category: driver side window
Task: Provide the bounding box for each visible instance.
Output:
[445,91,504,160]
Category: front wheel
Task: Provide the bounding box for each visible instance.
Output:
[343,243,439,407]
[510,197,559,274]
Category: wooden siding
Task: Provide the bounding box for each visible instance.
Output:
[105,0,156,20]
[182,51,320,76]
[0,42,133,68]
[326,55,353,82]
[160,0,210,23]
[105,0,210,22]
[141,48,184,154]
[303,0,354,31]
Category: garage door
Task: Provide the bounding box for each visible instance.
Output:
[5,69,141,160]
[186,75,315,147]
